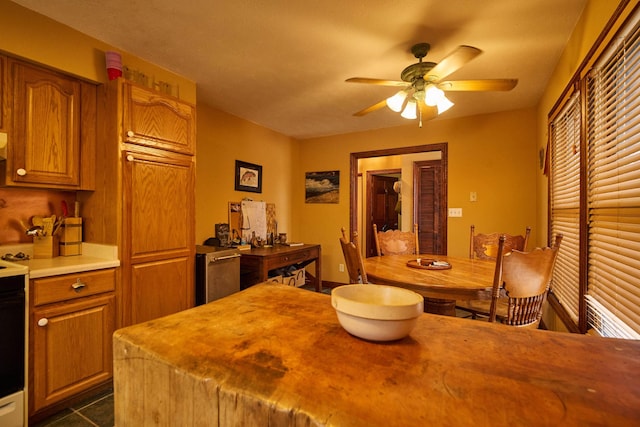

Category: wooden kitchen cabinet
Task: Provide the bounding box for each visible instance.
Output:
[29,269,116,416]
[79,78,195,327]
[1,57,96,189]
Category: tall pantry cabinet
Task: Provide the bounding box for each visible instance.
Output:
[79,79,195,328]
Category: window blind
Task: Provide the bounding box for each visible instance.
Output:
[586,14,640,336]
[550,93,581,322]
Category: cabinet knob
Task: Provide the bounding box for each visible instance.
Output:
[16,168,27,176]
[127,130,135,137]
[72,278,86,292]
[126,154,135,162]
[38,318,48,327]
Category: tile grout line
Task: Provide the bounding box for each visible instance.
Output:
[71,409,100,427]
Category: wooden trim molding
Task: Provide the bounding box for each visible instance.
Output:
[547,291,581,334]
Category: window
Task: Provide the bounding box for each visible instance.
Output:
[585,14,640,338]
[549,93,581,323]
[549,2,640,338]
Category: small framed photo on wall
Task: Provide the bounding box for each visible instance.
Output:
[235,160,262,193]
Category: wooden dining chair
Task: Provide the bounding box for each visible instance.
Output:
[339,228,369,284]
[461,234,562,328]
[373,223,419,256]
[469,225,531,260]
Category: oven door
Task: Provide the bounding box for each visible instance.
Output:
[0,275,25,398]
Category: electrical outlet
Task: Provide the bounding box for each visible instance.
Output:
[470,191,477,202]
[339,263,345,272]
[448,208,463,217]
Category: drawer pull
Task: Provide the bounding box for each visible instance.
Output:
[72,279,86,292]
[127,130,135,137]
[38,318,48,327]
[16,168,27,176]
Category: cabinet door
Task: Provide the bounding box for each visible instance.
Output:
[130,257,192,324]
[124,150,194,262]
[9,60,81,187]
[31,294,115,413]
[123,150,195,325]
[122,82,195,155]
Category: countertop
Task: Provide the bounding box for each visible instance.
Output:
[1,243,120,278]
[113,283,640,426]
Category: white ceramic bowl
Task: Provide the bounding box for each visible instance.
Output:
[331,284,424,341]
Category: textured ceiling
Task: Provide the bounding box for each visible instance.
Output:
[11,0,588,139]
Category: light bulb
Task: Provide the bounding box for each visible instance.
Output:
[386,91,407,112]
[400,99,417,119]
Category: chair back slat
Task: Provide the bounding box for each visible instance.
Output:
[339,228,368,284]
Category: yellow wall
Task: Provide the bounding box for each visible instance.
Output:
[195,103,298,244]
[296,108,538,284]
[0,1,195,102]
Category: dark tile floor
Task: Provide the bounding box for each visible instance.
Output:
[32,388,114,427]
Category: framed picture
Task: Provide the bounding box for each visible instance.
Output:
[235,160,262,193]
[305,170,339,203]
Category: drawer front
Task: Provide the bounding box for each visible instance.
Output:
[265,250,312,270]
[33,268,116,306]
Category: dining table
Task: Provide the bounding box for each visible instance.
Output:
[112,283,640,426]
[363,253,496,316]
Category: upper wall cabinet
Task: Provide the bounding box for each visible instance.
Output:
[122,82,195,155]
[1,57,96,190]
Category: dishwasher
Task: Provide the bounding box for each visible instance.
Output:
[195,245,241,305]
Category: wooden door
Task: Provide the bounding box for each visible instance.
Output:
[10,60,81,187]
[31,294,115,413]
[366,172,400,257]
[414,160,447,255]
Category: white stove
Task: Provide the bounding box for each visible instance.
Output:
[0,259,28,278]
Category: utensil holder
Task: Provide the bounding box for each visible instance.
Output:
[34,235,59,258]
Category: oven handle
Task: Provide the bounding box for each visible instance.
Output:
[210,253,241,263]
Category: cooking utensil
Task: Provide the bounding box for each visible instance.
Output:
[26,225,43,236]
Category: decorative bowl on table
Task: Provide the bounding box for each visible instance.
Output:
[331,284,424,341]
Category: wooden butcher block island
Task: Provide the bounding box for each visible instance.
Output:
[113,284,640,426]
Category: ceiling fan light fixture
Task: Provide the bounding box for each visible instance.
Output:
[386,90,408,112]
[400,99,417,120]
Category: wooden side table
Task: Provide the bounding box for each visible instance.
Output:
[239,244,321,291]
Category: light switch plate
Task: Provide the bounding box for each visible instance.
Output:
[448,208,463,217]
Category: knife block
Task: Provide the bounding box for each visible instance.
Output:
[59,217,83,256]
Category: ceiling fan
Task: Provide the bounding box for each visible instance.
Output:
[346,43,518,126]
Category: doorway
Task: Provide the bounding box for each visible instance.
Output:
[350,143,448,257]
[366,170,401,257]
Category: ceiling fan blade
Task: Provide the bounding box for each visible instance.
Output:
[346,77,408,87]
[353,99,389,116]
[438,79,518,91]
[424,45,482,82]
